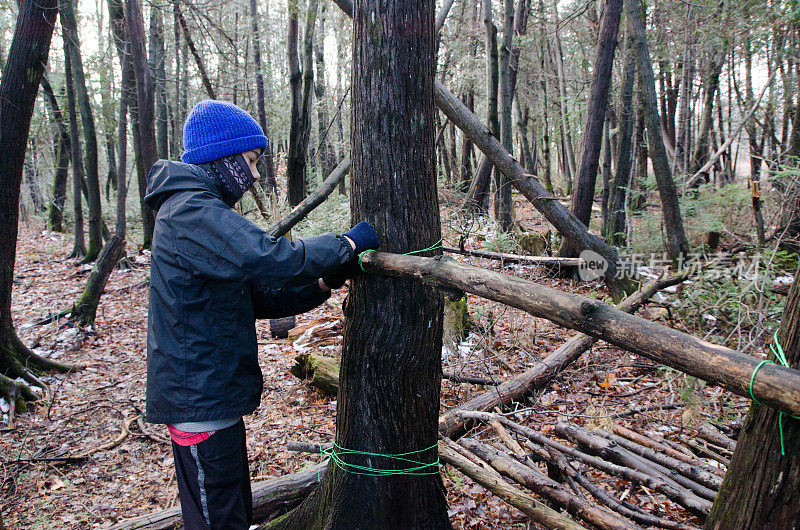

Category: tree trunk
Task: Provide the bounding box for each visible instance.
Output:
[625,0,689,261]
[250,0,278,196]
[1,0,74,408]
[689,52,725,182]
[63,34,86,260]
[272,0,450,525]
[116,44,132,239]
[315,2,335,179]
[744,34,766,251]
[561,0,622,258]
[127,0,158,249]
[459,90,475,192]
[484,0,500,217]
[705,266,800,528]
[69,237,126,325]
[40,74,70,233]
[464,156,492,213]
[551,0,577,188]
[60,0,103,261]
[495,0,514,232]
[148,5,169,159]
[606,37,635,246]
[286,0,309,206]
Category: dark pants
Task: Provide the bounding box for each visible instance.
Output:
[172,420,253,529]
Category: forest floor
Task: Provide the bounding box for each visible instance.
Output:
[1,200,752,529]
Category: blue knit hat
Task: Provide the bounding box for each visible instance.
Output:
[181,100,268,164]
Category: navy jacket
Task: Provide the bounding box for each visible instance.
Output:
[144,161,353,424]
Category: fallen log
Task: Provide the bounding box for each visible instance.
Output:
[290,354,501,396]
[437,440,587,530]
[439,274,685,437]
[442,246,584,267]
[456,411,712,518]
[289,354,339,397]
[360,252,800,416]
[108,463,326,529]
[267,156,351,239]
[458,437,641,530]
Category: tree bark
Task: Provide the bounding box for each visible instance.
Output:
[0,0,72,407]
[273,0,450,525]
[562,0,622,258]
[705,265,800,528]
[625,0,689,261]
[60,0,103,261]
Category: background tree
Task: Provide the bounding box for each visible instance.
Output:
[0,0,74,408]
[59,0,104,261]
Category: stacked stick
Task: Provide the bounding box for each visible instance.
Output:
[440,411,736,529]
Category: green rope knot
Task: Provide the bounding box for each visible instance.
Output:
[749,332,800,455]
[357,237,444,272]
[320,442,440,476]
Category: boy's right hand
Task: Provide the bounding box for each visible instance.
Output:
[343,221,381,254]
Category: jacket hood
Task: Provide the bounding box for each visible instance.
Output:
[145,160,225,211]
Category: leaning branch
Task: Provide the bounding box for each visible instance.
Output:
[360,252,800,416]
[268,156,351,238]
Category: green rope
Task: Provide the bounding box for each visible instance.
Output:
[749,332,800,455]
[358,237,444,272]
[749,359,773,406]
[320,442,440,476]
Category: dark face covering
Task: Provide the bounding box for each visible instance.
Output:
[201,154,256,206]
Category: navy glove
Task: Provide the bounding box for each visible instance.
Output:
[343,221,380,254]
[322,261,359,290]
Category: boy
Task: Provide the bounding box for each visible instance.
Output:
[144,100,379,528]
